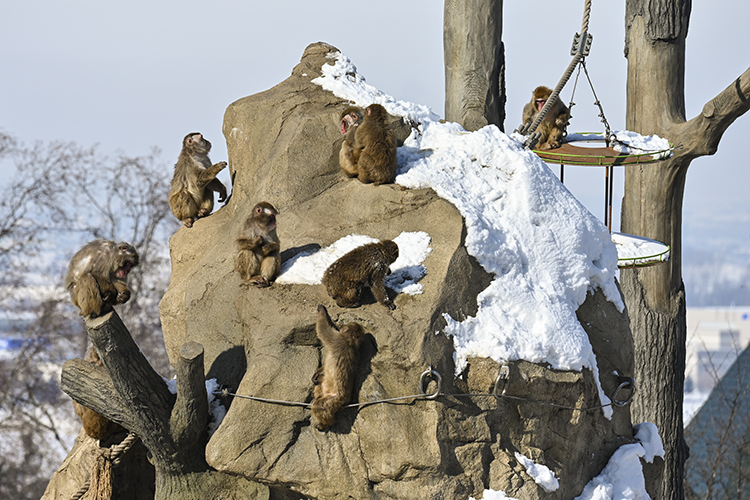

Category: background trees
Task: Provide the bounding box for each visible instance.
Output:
[0,131,177,499]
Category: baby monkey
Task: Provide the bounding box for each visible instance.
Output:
[65,239,139,318]
[235,201,281,288]
[311,304,364,430]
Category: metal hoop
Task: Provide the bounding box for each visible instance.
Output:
[493,365,510,398]
[611,377,635,407]
[419,367,442,400]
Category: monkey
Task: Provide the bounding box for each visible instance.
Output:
[64,239,139,318]
[235,201,281,288]
[74,346,126,440]
[521,86,571,151]
[338,106,364,177]
[311,304,364,430]
[322,240,399,310]
[337,104,398,185]
[169,132,228,228]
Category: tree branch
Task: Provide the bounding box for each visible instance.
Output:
[678,65,750,159]
[60,358,135,430]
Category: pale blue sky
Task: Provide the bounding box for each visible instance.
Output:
[1,1,748,283]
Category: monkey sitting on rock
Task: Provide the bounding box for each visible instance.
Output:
[235,201,281,288]
[169,132,228,228]
[65,239,139,318]
[322,240,399,310]
[521,85,571,151]
[338,104,398,185]
[311,305,364,430]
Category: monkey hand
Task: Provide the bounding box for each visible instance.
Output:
[384,300,396,311]
[214,161,228,171]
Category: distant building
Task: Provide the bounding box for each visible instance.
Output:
[685,307,750,394]
[684,342,750,500]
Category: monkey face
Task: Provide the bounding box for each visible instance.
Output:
[115,244,139,278]
[535,98,547,111]
[253,202,278,221]
[339,107,362,135]
[184,132,212,154]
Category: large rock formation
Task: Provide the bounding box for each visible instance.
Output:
[157,42,637,499]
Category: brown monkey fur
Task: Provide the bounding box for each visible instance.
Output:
[322,240,399,310]
[169,132,228,228]
[521,86,571,151]
[311,304,364,430]
[64,239,139,318]
[73,346,126,440]
[338,104,397,185]
[235,201,281,288]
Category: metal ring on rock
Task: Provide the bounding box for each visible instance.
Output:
[419,367,442,400]
[612,377,635,407]
[493,365,510,398]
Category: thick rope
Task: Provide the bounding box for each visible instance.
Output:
[519,0,594,148]
[69,432,140,500]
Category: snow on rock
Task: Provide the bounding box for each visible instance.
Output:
[574,423,664,500]
[470,490,520,500]
[276,231,431,296]
[515,452,560,492]
[313,51,625,415]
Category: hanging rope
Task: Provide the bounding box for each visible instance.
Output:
[517,0,594,149]
[69,432,140,500]
[220,365,635,415]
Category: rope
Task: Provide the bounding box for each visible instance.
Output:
[220,366,635,415]
[518,0,595,149]
[69,432,140,500]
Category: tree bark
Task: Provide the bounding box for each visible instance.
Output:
[444,0,505,131]
[622,1,750,499]
[61,310,266,500]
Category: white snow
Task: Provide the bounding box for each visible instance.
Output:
[573,423,664,500]
[470,491,520,500]
[515,452,560,492]
[611,232,670,268]
[565,131,672,159]
[277,231,431,296]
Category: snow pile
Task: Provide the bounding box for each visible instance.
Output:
[276,231,431,296]
[514,452,560,492]
[470,490,519,500]
[313,51,625,415]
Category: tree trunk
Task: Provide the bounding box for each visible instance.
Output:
[444,0,505,131]
[622,1,750,498]
[61,311,266,500]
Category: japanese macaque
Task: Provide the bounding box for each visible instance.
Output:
[169,132,228,228]
[74,346,125,440]
[311,304,364,430]
[338,104,397,185]
[235,201,281,288]
[322,240,399,310]
[521,86,570,150]
[65,240,139,318]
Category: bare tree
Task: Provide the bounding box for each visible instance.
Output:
[620,1,750,498]
[0,131,178,499]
